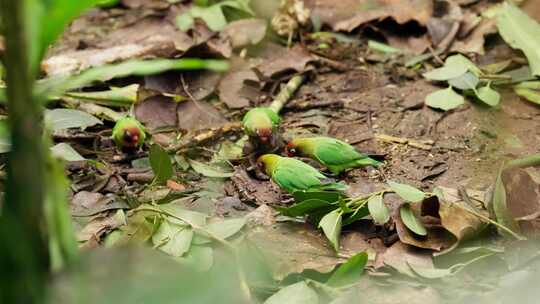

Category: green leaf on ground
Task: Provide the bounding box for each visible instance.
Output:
[193,218,247,244]
[318,209,342,251]
[188,159,234,178]
[367,194,390,225]
[400,204,427,236]
[152,221,193,257]
[423,65,468,81]
[176,245,214,272]
[425,87,465,111]
[264,281,319,304]
[149,144,174,183]
[387,180,425,202]
[326,252,368,287]
[448,72,479,90]
[278,199,336,217]
[158,204,208,227]
[50,143,85,162]
[293,190,343,203]
[497,2,540,77]
[44,109,102,131]
[514,81,540,105]
[475,85,501,107]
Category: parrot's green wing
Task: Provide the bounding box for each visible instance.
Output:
[313,138,365,165]
[272,158,325,192]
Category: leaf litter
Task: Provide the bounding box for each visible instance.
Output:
[6,0,540,303]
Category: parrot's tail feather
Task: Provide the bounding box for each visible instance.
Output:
[356,157,382,167]
[309,182,348,192]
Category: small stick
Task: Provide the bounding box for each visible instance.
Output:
[374,133,434,151]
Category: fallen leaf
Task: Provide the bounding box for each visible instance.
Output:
[381,241,434,277]
[425,87,465,111]
[306,0,433,32]
[152,220,193,257]
[400,204,427,236]
[71,192,129,217]
[77,210,126,242]
[497,2,540,77]
[318,209,342,251]
[177,100,228,131]
[502,168,540,235]
[193,217,247,244]
[326,252,368,287]
[367,194,390,225]
[189,159,234,178]
[387,180,426,202]
[50,143,85,162]
[134,95,178,131]
[475,84,500,107]
[149,144,174,183]
[264,281,319,304]
[246,223,345,280]
[175,244,214,272]
[255,45,315,79]
[63,84,138,108]
[514,81,540,105]
[222,18,267,49]
[44,109,102,131]
[218,69,259,109]
[447,72,479,91]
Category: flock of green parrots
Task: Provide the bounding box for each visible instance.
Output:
[111,105,381,194]
[243,106,381,193]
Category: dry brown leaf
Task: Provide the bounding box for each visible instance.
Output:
[222,19,268,50]
[254,45,314,79]
[134,95,178,131]
[218,70,260,109]
[305,0,433,32]
[177,100,227,131]
[451,18,497,55]
[380,241,434,277]
[502,168,540,235]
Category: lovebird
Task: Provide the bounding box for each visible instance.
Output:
[112,117,146,150]
[257,154,347,193]
[285,137,381,174]
[242,107,280,146]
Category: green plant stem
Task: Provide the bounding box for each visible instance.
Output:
[0,0,49,302]
[269,74,305,114]
[505,153,540,170]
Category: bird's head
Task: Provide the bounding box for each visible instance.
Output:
[256,154,279,176]
[285,140,299,157]
[255,128,272,144]
[121,127,142,147]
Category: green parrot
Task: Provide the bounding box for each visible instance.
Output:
[285,137,381,174]
[112,117,146,150]
[242,107,280,146]
[257,154,346,193]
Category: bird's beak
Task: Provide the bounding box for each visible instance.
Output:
[260,136,269,143]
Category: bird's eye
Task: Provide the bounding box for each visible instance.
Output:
[288,148,296,156]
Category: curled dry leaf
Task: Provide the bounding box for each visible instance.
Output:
[502,168,540,235]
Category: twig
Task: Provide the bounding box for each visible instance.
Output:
[269,74,305,114]
[169,122,243,153]
[374,133,434,151]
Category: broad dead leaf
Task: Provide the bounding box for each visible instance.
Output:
[305,0,433,32]
[246,222,345,280]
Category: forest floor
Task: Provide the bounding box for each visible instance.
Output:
[36,1,540,303]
